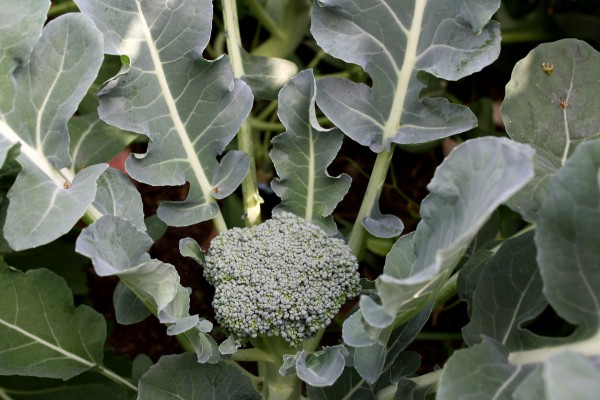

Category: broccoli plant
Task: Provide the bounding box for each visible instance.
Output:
[1,0,600,399]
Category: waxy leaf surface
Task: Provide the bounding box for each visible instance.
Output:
[502,39,600,221]
[137,354,260,400]
[271,70,351,234]
[364,138,534,329]
[312,0,500,152]
[462,231,548,351]
[438,339,530,400]
[76,0,253,227]
[0,262,105,379]
[0,8,106,250]
[535,139,600,330]
[76,216,219,363]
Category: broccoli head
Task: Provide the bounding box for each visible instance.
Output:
[203,212,360,347]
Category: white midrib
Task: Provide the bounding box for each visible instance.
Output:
[305,125,315,222]
[0,316,95,368]
[381,0,427,144]
[134,1,214,201]
[560,67,575,165]
[0,388,13,400]
[0,118,73,185]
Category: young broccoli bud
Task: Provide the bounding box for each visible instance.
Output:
[203,212,360,347]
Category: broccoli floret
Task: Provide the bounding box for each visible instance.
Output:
[203,212,360,347]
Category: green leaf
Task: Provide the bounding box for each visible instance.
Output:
[456,249,495,316]
[113,281,151,325]
[144,214,168,242]
[69,113,137,173]
[307,366,373,400]
[93,167,146,231]
[0,373,128,400]
[137,354,260,400]
[281,346,348,387]
[0,12,106,250]
[76,216,219,363]
[462,231,548,350]
[312,0,501,151]
[502,39,600,221]
[345,307,430,384]
[514,351,600,400]
[0,0,49,112]
[0,262,105,379]
[241,50,298,100]
[437,338,530,400]
[179,237,205,265]
[365,138,534,329]
[75,0,254,227]
[271,70,351,234]
[535,139,600,329]
[3,234,90,296]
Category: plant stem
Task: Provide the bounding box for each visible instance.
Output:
[246,0,285,40]
[222,0,262,227]
[231,347,275,363]
[347,147,395,256]
[252,336,302,400]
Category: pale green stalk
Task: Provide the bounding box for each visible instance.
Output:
[245,0,285,40]
[347,147,395,255]
[222,0,262,227]
[252,336,302,400]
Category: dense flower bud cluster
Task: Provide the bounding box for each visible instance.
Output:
[203,212,360,347]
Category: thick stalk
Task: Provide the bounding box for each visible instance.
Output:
[222,0,262,227]
[252,336,302,400]
[347,147,394,256]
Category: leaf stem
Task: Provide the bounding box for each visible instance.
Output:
[222,0,262,226]
[347,147,394,256]
[245,0,285,40]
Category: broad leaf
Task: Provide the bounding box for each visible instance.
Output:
[437,338,531,400]
[462,231,548,351]
[75,0,254,227]
[0,261,105,379]
[241,50,298,100]
[93,167,146,231]
[137,354,260,400]
[69,113,137,173]
[271,70,351,234]
[307,367,373,400]
[513,351,600,400]
[0,372,129,400]
[0,0,48,112]
[344,306,430,384]
[113,281,151,325]
[76,216,219,363]
[502,39,600,221]
[3,234,90,296]
[359,138,534,329]
[280,346,348,387]
[312,0,501,152]
[535,139,600,330]
[0,10,106,250]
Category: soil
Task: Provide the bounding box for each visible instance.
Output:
[87,137,471,374]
